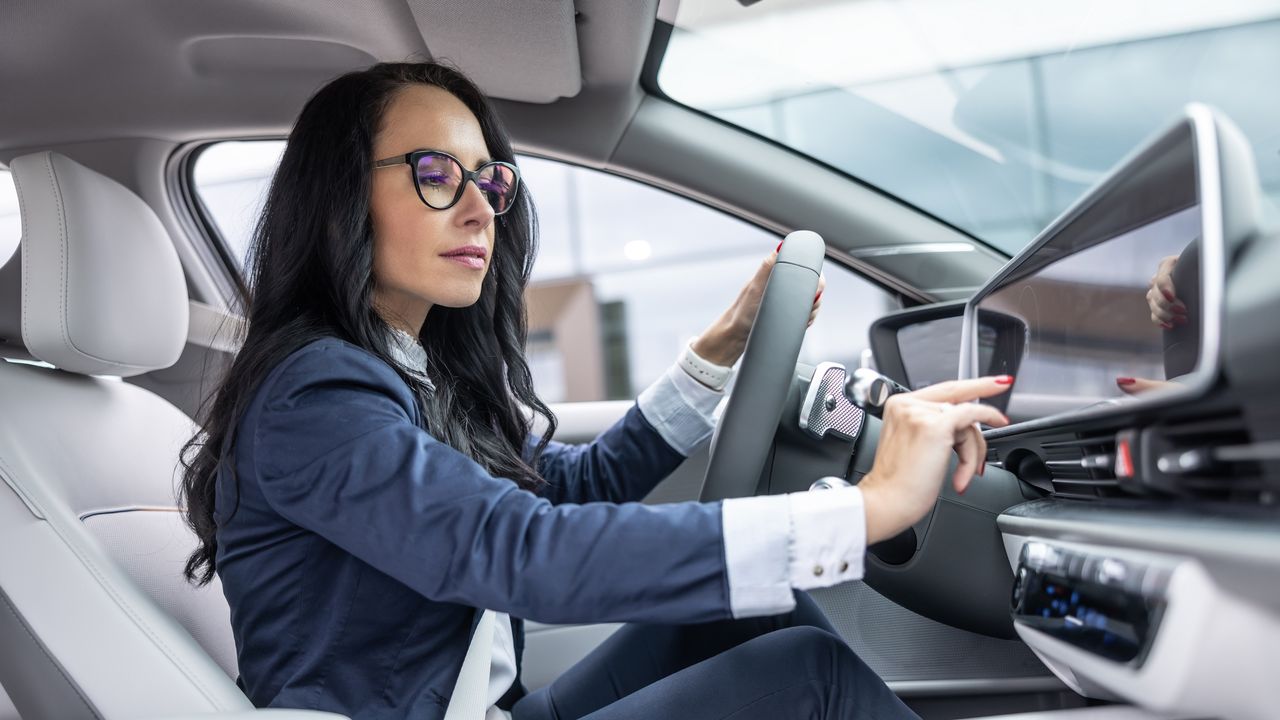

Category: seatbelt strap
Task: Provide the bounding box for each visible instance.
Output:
[443,608,496,720]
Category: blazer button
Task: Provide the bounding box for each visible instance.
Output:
[813,565,824,577]
[839,561,850,573]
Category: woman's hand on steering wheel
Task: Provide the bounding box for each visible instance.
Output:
[692,248,826,367]
[858,377,1013,545]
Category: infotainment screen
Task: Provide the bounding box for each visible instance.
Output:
[963,106,1241,426]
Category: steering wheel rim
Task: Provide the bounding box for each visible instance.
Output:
[699,230,826,502]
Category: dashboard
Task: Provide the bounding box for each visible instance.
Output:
[965,106,1279,720]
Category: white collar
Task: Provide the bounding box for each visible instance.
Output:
[386,327,433,392]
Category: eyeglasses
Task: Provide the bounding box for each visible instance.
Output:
[373,149,520,216]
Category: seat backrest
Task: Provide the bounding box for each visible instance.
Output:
[0,151,250,718]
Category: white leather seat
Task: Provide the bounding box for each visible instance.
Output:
[0,151,250,719]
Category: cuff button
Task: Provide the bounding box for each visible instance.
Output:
[839,561,849,573]
[813,565,825,577]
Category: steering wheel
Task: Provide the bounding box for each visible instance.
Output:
[699,230,826,501]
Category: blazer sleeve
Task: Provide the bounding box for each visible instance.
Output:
[525,405,686,506]
[244,340,733,626]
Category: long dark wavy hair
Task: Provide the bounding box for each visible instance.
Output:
[179,62,555,585]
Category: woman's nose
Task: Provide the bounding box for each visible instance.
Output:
[455,179,495,227]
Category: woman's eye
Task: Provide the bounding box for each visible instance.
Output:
[419,172,451,187]
[477,179,509,195]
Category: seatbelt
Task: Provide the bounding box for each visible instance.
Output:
[443,608,496,720]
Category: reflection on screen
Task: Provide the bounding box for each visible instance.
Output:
[896,316,964,390]
[977,203,1202,422]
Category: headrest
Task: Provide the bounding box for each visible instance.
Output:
[8,151,188,377]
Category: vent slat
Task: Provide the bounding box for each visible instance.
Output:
[1050,478,1121,487]
[1030,432,1122,499]
[1041,436,1114,449]
[1005,409,1268,505]
[1147,411,1268,503]
[1160,415,1251,439]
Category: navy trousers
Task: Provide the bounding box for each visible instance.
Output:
[511,592,920,720]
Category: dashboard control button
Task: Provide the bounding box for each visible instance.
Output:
[1098,558,1128,586]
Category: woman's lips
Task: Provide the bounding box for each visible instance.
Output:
[439,245,487,270]
[443,255,485,270]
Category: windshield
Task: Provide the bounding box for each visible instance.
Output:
[656,0,1280,254]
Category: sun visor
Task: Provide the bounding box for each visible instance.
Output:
[409,0,583,103]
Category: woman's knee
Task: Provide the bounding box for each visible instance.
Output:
[759,626,856,673]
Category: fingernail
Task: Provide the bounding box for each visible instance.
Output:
[979,460,986,476]
[815,290,823,302]
[1116,377,1135,385]
[1160,322,1174,330]
[1162,289,1176,302]
[995,375,1014,385]
[776,241,783,253]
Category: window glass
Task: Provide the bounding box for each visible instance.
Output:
[658,0,1280,254]
[0,170,18,267]
[192,144,899,402]
[192,141,285,267]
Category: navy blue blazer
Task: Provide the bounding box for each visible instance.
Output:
[215,338,735,719]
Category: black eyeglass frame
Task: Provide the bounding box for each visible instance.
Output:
[372,149,521,216]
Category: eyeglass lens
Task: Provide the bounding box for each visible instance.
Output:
[414,152,517,214]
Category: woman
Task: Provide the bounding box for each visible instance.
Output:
[180,62,1010,720]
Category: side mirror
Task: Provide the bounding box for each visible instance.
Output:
[868,300,967,390]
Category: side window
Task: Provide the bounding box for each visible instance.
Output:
[191,141,286,268]
[519,157,898,402]
[190,144,899,403]
[0,169,18,267]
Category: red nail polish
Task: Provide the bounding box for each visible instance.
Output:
[978,460,986,476]
[1160,322,1173,330]
[1162,289,1176,302]
[776,241,783,253]
[1116,377,1136,385]
[995,375,1014,385]
[815,290,823,302]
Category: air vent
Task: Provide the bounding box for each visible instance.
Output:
[1040,433,1121,500]
[1141,412,1274,504]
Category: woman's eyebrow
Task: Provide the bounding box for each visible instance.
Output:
[444,151,493,170]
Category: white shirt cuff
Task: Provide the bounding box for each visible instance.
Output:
[636,362,725,456]
[720,485,867,618]
[787,485,866,590]
[721,494,795,617]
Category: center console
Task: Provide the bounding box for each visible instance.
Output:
[1010,541,1171,665]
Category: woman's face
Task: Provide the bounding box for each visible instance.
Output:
[369,84,497,333]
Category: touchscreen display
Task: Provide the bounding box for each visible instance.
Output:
[975,128,1203,422]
